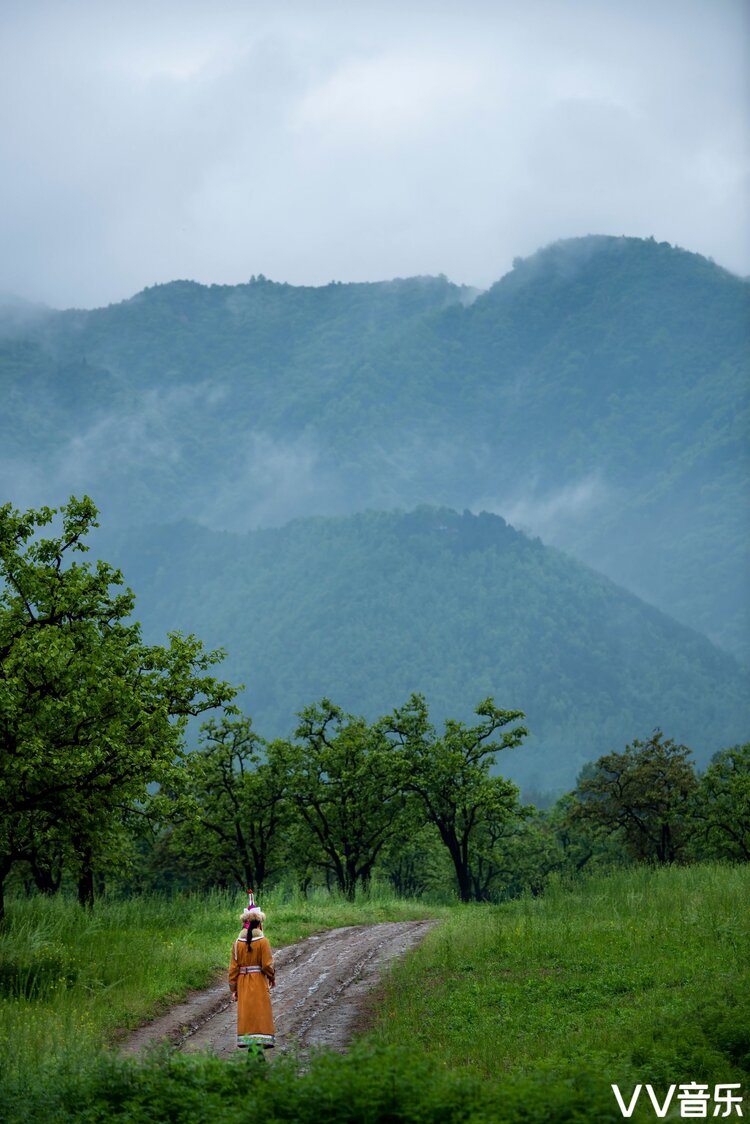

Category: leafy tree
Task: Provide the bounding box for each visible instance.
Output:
[377,822,451,899]
[279,814,329,896]
[280,700,405,900]
[691,744,750,861]
[568,731,698,864]
[0,497,236,918]
[382,694,528,901]
[549,791,629,874]
[176,715,290,890]
[466,808,565,900]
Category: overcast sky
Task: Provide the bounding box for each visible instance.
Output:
[0,0,747,308]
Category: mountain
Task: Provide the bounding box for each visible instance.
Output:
[98,507,749,792]
[1,235,747,659]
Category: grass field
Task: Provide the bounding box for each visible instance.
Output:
[0,884,442,1112]
[373,865,749,1080]
[0,867,747,1122]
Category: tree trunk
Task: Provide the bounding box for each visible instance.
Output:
[344,860,357,901]
[30,855,63,895]
[251,845,266,890]
[450,845,472,902]
[456,869,472,902]
[77,844,95,910]
[657,822,673,864]
[0,854,13,927]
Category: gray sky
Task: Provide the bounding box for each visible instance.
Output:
[1,0,747,309]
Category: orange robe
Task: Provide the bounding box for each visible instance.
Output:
[228,931,276,1049]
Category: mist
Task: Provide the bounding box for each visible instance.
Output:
[0,0,747,307]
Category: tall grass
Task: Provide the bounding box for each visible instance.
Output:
[0,868,746,1122]
[371,864,749,1108]
[0,881,443,1104]
[0,890,227,1097]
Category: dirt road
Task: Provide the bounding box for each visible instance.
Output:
[122,920,434,1058]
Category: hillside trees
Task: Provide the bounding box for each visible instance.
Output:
[4,236,747,662]
[101,505,750,792]
[382,695,528,901]
[0,497,236,918]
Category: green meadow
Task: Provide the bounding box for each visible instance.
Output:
[0,866,747,1123]
[373,865,749,1111]
[0,886,439,1087]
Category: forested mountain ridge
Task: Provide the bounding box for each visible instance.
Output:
[1,235,747,659]
[98,506,749,791]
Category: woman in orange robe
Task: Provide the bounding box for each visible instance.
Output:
[228,904,276,1049]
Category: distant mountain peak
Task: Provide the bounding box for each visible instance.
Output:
[497,234,736,293]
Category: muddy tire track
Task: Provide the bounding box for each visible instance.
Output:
[122,920,434,1058]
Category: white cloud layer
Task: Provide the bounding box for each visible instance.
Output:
[0,0,747,307]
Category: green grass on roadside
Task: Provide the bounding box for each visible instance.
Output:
[0,883,443,1107]
[368,864,749,1118]
[0,867,747,1123]
[0,1043,580,1124]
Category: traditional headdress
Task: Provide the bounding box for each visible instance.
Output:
[240,888,266,927]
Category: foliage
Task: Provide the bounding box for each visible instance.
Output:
[278,701,407,899]
[378,822,453,899]
[567,732,699,863]
[691,743,750,861]
[0,498,236,916]
[173,715,290,890]
[383,694,527,901]
[469,811,562,899]
[128,721,749,900]
[547,791,630,874]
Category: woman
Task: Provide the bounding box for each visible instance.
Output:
[228,894,276,1050]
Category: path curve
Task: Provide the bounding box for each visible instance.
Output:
[122,920,434,1058]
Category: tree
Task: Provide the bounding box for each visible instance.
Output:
[0,497,236,918]
[568,731,698,864]
[691,744,750,861]
[382,694,528,902]
[176,715,290,890]
[549,791,629,874]
[280,700,405,900]
[465,807,561,900]
[377,821,451,899]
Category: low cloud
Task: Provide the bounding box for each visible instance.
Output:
[475,475,612,543]
[195,431,349,532]
[59,382,228,479]
[0,1,746,306]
